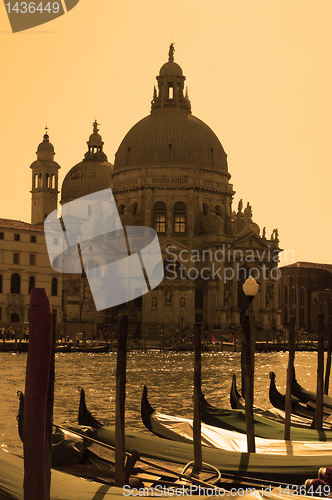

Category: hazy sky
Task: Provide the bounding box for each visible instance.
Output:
[1,1,331,266]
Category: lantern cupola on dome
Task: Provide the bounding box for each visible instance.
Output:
[61,121,113,204]
[151,43,191,114]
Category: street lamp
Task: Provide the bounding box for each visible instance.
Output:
[242,276,259,303]
[242,275,259,453]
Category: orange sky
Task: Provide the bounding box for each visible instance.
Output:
[0,0,331,265]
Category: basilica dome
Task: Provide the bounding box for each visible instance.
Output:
[61,121,113,204]
[114,47,228,173]
[114,109,228,171]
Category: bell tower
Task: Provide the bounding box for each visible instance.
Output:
[30,129,60,225]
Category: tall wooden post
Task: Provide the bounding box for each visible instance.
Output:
[243,314,255,453]
[115,315,128,487]
[24,289,53,500]
[316,315,325,431]
[193,322,202,473]
[324,323,332,395]
[284,316,295,440]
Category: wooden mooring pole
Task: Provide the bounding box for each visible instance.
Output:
[324,323,332,395]
[316,315,325,431]
[193,322,202,473]
[24,289,53,500]
[284,316,295,440]
[242,314,255,453]
[115,315,128,487]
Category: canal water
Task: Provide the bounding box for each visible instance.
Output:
[0,350,325,455]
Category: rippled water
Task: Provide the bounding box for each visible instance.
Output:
[0,350,325,455]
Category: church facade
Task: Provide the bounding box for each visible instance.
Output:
[109,46,281,338]
[57,46,281,339]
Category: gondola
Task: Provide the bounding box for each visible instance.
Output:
[143,385,332,443]
[230,374,319,428]
[17,391,198,491]
[201,391,332,441]
[292,368,332,409]
[79,386,332,485]
[0,447,222,500]
[142,387,332,457]
[269,372,332,421]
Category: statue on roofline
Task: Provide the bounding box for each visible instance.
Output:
[168,43,175,63]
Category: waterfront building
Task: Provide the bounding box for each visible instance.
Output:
[279,262,332,334]
[0,132,62,328]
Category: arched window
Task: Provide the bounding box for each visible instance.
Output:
[312,300,318,327]
[291,286,296,304]
[85,260,101,278]
[38,173,42,187]
[154,202,166,233]
[46,173,50,188]
[131,202,138,216]
[195,288,204,309]
[174,202,186,233]
[203,203,209,216]
[51,278,58,296]
[34,174,38,189]
[164,259,175,278]
[11,313,19,323]
[134,288,142,307]
[51,174,56,189]
[300,287,305,305]
[29,276,35,294]
[10,273,20,294]
[215,205,223,216]
[163,259,185,280]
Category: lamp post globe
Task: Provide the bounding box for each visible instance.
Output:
[242,276,259,303]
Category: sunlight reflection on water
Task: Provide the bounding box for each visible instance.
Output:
[0,350,323,455]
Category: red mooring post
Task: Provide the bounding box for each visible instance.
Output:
[24,289,53,500]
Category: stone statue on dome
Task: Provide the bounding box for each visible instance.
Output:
[244,202,252,221]
[168,43,175,63]
[93,120,99,134]
[237,199,243,213]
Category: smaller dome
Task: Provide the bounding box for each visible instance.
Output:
[159,61,183,77]
[37,133,54,152]
[61,121,113,204]
[88,133,103,146]
[61,160,114,204]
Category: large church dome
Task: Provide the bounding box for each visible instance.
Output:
[61,121,113,204]
[114,45,228,173]
[114,110,228,171]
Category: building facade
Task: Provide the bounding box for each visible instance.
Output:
[59,46,282,339]
[0,218,62,327]
[0,132,63,329]
[279,262,332,334]
[110,47,281,337]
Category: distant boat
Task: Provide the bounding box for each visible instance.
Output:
[201,391,332,441]
[292,368,332,409]
[230,373,319,428]
[269,371,332,422]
